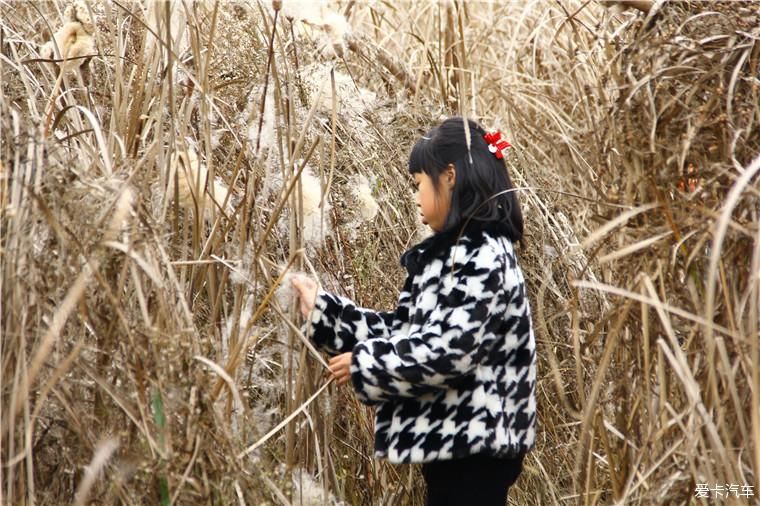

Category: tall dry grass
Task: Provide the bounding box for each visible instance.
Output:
[1,0,757,504]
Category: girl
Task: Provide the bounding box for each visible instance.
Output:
[292,117,536,505]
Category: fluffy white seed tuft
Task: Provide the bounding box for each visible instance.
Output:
[168,147,232,216]
[284,2,349,59]
[291,467,341,506]
[40,1,95,70]
[298,167,331,248]
[353,175,379,221]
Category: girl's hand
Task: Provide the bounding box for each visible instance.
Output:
[328,352,352,385]
[290,274,318,318]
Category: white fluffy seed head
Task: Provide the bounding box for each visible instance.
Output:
[229,268,248,286]
[41,0,96,70]
[247,89,277,155]
[301,64,376,117]
[67,0,94,30]
[40,22,95,69]
[353,175,379,221]
[298,167,331,248]
[223,295,254,345]
[320,11,349,57]
[280,0,328,23]
[107,186,135,239]
[275,270,307,311]
[73,438,120,506]
[169,147,232,216]
[285,2,349,59]
[230,249,253,286]
[291,467,339,506]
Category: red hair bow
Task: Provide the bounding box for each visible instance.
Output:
[483,131,511,159]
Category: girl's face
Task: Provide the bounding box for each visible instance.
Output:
[414,167,455,232]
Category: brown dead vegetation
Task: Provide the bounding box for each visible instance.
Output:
[1,1,757,504]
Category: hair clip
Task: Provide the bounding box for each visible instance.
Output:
[483,131,511,159]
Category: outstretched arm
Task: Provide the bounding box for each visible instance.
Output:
[349,243,526,405]
[310,290,395,354]
[292,274,394,355]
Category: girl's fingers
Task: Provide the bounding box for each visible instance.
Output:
[291,276,317,317]
[327,353,352,385]
[330,368,351,385]
[291,276,309,295]
[329,369,350,385]
[292,275,314,290]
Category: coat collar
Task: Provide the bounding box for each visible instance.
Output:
[400,220,512,276]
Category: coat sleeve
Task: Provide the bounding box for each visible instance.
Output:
[349,242,511,405]
[308,290,395,355]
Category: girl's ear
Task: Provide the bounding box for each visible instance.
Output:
[444,164,456,189]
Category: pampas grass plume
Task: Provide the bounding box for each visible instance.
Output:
[169,147,232,216]
[40,1,95,69]
[292,467,340,506]
[354,175,378,221]
[274,270,299,311]
[247,89,276,154]
[299,167,331,248]
[320,11,349,57]
[72,438,119,506]
[107,186,135,239]
[288,3,349,58]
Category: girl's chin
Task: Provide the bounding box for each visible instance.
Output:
[421,219,441,232]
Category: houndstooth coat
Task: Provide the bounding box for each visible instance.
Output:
[308,222,536,464]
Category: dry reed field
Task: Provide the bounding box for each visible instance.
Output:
[1,0,758,504]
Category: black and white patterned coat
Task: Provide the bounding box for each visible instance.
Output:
[308,222,536,464]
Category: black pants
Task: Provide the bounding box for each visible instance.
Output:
[421,453,525,506]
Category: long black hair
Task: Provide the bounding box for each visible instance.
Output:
[408,117,523,243]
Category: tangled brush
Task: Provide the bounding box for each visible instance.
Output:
[548,1,760,501]
[599,1,759,206]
